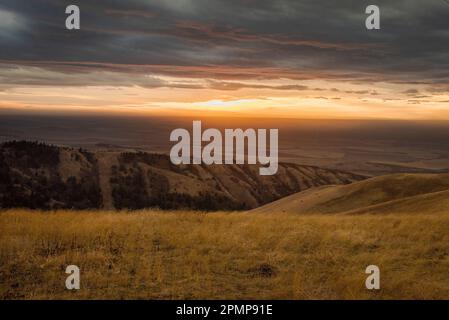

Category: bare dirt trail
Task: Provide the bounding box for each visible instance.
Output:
[97,152,119,210]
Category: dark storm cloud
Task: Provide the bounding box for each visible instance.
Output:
[0,0,448,87]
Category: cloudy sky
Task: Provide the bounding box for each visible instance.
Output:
[0,0,448,119]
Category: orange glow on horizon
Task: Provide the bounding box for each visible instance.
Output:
[1,75,449,120]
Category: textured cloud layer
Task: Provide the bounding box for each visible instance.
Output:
[0,0,448,118]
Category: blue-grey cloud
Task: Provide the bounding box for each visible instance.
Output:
[0,0,448,87]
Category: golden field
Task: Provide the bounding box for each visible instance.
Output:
[1,209,449,300]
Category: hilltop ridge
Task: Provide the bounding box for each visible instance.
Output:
[251,173,449,214]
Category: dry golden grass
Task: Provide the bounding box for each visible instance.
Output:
[1,209,449,300]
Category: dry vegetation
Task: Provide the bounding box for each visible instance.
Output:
[1,210,449,300]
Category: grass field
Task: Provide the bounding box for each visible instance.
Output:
[1,209,449,300]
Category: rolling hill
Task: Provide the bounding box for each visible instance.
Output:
[0,141,365,211]
[251,173,449,214]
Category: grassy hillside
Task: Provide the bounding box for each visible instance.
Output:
[252,173,449,214]
[109,152,363,210]
[1,209,449,299]
[346,189,449,215]
[0,141,365,211]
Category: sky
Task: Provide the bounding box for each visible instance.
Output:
[0,0,448,119]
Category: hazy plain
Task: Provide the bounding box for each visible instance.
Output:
[2,114,449,176]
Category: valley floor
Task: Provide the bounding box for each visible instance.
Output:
[1,210,448,299]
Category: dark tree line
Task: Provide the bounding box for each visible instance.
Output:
[0,141,102,210]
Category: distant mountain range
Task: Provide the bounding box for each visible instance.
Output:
[0,141,365,211]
